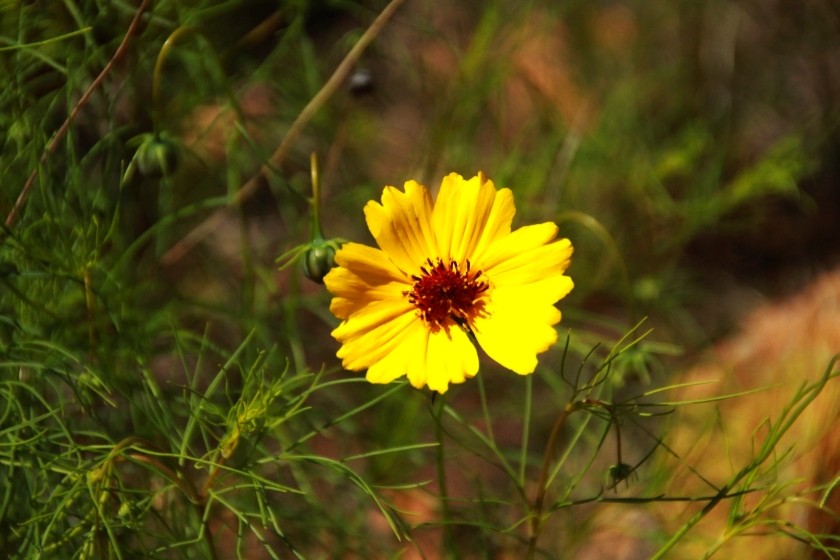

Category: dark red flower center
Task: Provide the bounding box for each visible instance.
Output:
[405,258,488,331]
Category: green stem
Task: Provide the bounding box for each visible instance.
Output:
[614,414,623,466]
[151,26,246,130]
[152,26,194,126]
[310,151,324,240]
[519,375,533,486]
[433,395,455,557]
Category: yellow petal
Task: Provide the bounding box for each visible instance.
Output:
[366,320,427,384]
[324,243,410,319]
[331,242,407,283]
[472,284,566,374]
[364,181,437,276]
[470,187,516,265]
[327,273,408,320]
[473,223,561,274]
[485,237,574,289]
[362,320,479,392]
[333,303,419,371]
[404,326,479,393]
[432,172,499,265]
[333,298,414,344]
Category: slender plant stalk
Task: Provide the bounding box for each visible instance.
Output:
[433,395,456,558]
[150,25,246,128]
[614,414,623,466]
[152,25,197,126]
[477,373,497,447]
[83,266,96,361]
[310,151,324,240]
[519,375,533,486]
[160,0,407,267]
[4,0,151,230]
[526,400,579,559]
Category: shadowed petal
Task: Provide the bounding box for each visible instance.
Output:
[473,223,562,275]
[365,319,427,384]
[486,237,574,289]
[324,243,411,319]
[332,242,407,283]
[432,173,499,265]
[364,181,437,276]
[404,326,479,393]
[469,187,516,266]
[333,303,419,371]
[361,320,479,392]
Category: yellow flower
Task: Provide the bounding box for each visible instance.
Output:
[323,172,574,393]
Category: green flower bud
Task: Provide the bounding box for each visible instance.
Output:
[134,133,180,178]
[303,238,341,284]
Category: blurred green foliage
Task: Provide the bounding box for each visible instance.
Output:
[1,0,838,558]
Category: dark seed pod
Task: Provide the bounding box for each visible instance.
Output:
[608,462,635,487]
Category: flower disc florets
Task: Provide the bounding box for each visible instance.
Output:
[405,258,488,330]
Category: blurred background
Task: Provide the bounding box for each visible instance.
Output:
[2,0,839,558]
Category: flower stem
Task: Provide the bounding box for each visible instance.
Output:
[519,375,533,486]
[433,395,455,557]
[152,25,195,127]
[526,400,579,559]
[614,414,623,466]
[310,151,324,240]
